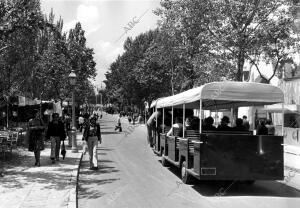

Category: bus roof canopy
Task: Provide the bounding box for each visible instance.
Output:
[155,82,284,110]
[150,99,159,108]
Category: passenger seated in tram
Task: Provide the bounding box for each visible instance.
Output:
[185,117,193,130]
[203,116,217,131]
[190,117,200,130]
[257,119,268,135]
[217,116,232,131]
[265,119,275,135]
[232,118,247,131]
[167,117,183,137]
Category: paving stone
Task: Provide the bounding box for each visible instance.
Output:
[0,134,83,208]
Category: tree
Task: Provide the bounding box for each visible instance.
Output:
[1,0,97,108]
[105,30,174,109]
[0,0,43,98]
[67,22,97,105]
[156,0,298,82]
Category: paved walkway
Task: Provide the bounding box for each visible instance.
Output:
[0,133,83,208]
[78,114,300,208]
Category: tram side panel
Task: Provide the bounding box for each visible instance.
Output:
[193,133,284,181]
[153,131,160,152]
[178,139,189,167]
[167,136,176,162]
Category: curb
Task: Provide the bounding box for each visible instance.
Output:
[76,152,84,208]
[64,151,83,208]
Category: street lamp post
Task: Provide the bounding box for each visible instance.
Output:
[69,70,78,153]
[85,97,88,114]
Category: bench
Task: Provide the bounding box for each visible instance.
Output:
[186,130,200,154]
[0,131,10,158]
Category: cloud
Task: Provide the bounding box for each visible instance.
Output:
[64,4,101,35]
[93,41,124,81]
[94,41,123,64]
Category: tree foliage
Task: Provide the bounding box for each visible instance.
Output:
[155,0,298,83]
[0,0,97,106]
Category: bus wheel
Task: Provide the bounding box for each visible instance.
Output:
[181,161,192,184]
[161,153,168,167]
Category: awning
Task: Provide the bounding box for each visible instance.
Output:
[264,104,300,113]
[155,82,284,110]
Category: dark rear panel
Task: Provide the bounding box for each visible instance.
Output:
[196,133,283,180]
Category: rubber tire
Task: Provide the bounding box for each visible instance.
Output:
[161,152,168,167]
[181,161,192,184]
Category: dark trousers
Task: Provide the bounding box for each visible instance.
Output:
[147,124,154,146]
[115,123,122,132]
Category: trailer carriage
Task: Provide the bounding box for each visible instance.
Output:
[151,82,284,184]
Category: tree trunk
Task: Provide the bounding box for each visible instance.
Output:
[170,59,174,95]
[236,51,245,81]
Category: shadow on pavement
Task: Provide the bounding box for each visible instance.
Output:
[98,147,115,151]
[0,143,82,191]
[158,159,300,198]
[1,155,78,190]
[78,155,120,200]
[78,177,120,200]
[191,180,300,198]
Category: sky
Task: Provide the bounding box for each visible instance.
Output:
[40,0,161,88]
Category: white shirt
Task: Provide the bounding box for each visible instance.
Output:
[167,123,183,136]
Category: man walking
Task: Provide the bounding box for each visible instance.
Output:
[82,116,102,170]
[146,111,161,147]
[47,113,66,164]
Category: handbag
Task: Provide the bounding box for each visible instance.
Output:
[61,141,66,159]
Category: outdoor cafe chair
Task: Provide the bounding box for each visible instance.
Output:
[0,130,18,158]
[6,131,19,154]
[0,135,8,159]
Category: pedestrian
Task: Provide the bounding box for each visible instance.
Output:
[115,114,122,132]
[28,109,45,167]
[82,116,102,170]
[146,111,161,147]
[128,114,132,124]
[132,114,135,125]
[65,113,71,132]
[242,115,250,131]
[46,113,66,164]
[138,114,143,124]
[78,114,84,132]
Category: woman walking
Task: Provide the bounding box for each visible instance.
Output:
[82,116,101,170]
[46,113,66,164]
[28,109,45,166]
